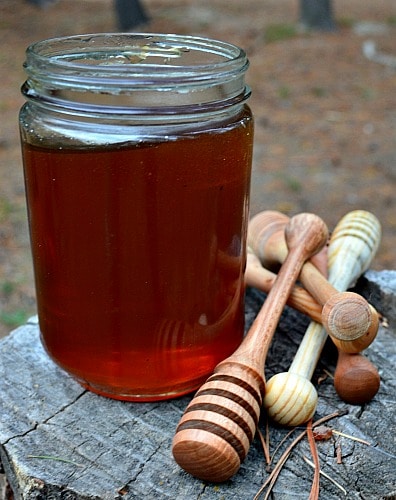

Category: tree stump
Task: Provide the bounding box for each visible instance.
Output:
[0,270,395,499]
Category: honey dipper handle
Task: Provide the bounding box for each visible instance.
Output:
[323,210,381,351]
[288,321,327,379]
[299,261,334,304]
[237,213,329,370]
[245,248,323,323]
[327,210,381,289]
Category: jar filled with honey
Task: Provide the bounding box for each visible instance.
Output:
[19,33,254,401]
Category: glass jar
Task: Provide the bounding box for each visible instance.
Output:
[19,33,254,401]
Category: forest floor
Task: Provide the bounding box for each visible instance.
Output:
[0,0,395,337]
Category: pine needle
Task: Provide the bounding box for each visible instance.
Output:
[268,427,296,466]
[254,411,341,500]
[332,430,371,446]
[302,456,347,495]
[27,454,83,467]
[265,418,271,463]
[323,368,334,379]
[306,419,320,500]
[254,447,292,500]
[257,426,271,465]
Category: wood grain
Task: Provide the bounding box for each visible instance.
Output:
[0,270,394,498]
[263,211,381,425]
[248,210,379,350]
[172,213,328,481]
[245,248,323,323]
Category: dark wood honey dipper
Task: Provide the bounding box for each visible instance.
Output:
[263,210,381,425]
[172,213,328,482]
[248,210,379,352]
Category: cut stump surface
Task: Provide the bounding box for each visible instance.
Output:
[0,271,395,499]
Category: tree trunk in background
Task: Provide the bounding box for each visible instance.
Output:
[299,0,336,31]
[114,0,150,31]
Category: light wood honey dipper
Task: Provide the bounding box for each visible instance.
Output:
[248,210,379,352]
[263,210,381,426]
[172,213,328,482]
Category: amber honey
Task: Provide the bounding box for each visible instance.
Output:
[20,33,253,400]
[22,110,253,400]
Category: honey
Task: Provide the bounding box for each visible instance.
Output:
[20,34,253,400]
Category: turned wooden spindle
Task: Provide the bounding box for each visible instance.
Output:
[248,210,378,351]
[172,213,328,482]
[247,248,380,410]
[264,321,325,426]
[325,210,381,400]
[263,210,381,424]
[334,350,380,405]
[324,210,381,353]
[245,248,323,323]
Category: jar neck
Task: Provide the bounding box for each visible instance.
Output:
[21,81,251,119]
[22,33,251,117]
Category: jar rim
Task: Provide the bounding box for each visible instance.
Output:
[24,33,249,90]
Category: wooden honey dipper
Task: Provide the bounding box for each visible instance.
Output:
[263,210,381,425]
[325,210,381,401]
[172,213,328,482]
[245,247,323,322]
[248,210,379,352]
[246,246,380,408]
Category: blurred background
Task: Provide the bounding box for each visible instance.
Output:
[0,0,395,338]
